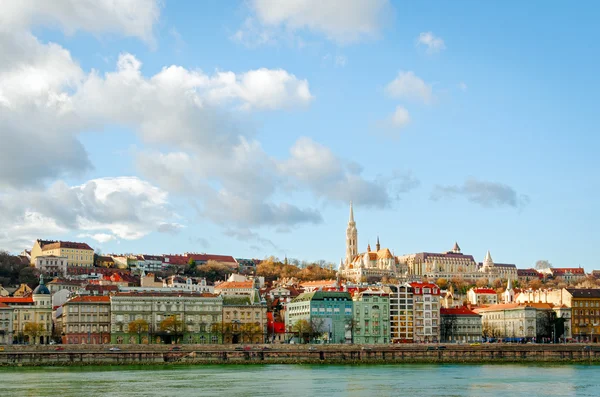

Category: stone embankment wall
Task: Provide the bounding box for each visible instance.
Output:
[0,344,599,366]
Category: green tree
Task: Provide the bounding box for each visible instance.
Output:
[127,319,149,344]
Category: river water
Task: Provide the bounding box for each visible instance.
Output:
[0,364,598,396]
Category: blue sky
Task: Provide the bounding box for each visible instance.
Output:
[1,1,598,271]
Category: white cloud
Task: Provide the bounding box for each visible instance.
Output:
[279,137,414,207]
[431,178,530,209]
[417,31,445,54]
[0,177,177,251]
[385,71,433,104]
[390,105,410,128]
[0,0,160,43]
[239,0,391,45]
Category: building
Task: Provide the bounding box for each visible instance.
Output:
[34,255,67,277]
[214,280,254,297]
[0,276,52,344]
[411,282,441,343]
[568,289,600,342]
[389,283,414,343]
[352,289,390,344]
[62,296,111,344]
[163,275,213,293]
[474,303,559,340]
[222,294,268,344]
[0,303,14,344]
[440,307,482,343]
[32,240,94,268]
[478,251,518,281]
[47,278,86,295]
[110,292,223,344]
[338,202,399,283]
[517,269,542,285]
[286,291,353,344]
[399,243,479,281]
[551,268,587,284]
[467,288,498,306]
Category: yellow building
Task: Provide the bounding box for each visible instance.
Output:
[31,240,94,268]
[0,277,52,344]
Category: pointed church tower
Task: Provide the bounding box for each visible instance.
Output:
[504,277,515,303]
[483,250,494,272]
[376,236,380,252]
[451,242,461,254]
[345,201,358,265]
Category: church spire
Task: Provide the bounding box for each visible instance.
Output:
[376,236,380,251]
[484,250,493,263]
[345,202,358,266]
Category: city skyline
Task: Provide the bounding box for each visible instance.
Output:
[1,1,599,271]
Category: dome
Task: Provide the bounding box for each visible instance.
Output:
[33,274,50,295]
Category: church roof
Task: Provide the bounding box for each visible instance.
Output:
[453,242,461,251]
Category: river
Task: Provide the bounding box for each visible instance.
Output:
[0,364,598,396]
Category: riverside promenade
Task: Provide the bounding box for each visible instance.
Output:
[1,344,599,366]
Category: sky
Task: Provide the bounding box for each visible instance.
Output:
[1,1,599,271]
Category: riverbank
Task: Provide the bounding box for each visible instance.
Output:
[1,344,599,366]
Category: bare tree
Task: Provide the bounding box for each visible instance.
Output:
[535,260,552,270]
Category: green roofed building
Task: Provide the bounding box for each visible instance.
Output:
[285,291,353,344]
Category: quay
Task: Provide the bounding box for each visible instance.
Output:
[0,344,599,366]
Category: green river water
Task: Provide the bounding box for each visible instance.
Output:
[0,364,598,396]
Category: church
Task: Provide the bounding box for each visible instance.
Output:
[337,202,400,282]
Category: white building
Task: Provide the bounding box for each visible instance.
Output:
[34,255,67,277]
[338,202,399,282]
[467,287,498,306]
[0,303,14,344]
[163,275,214,293]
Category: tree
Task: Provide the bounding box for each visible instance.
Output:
[23,322,45,344]
[492,278,503,289]
[159,316,185,342]
[535,260,552,270]
[528,279,542,290]
[127,319,149,344]
[436,278,448,289]
[476,278,489,288]
[440,314,457,342]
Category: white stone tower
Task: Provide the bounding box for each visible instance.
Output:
[482,250,494,272]
[345,201,358,265]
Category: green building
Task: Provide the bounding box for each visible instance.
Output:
[110,292,223,344]
[352,290,390,344]
[286,291,353,344]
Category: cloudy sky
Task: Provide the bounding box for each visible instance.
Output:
[1,1,599,270]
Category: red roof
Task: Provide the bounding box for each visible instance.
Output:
[215,281,253,290]
[114,292,218,298]
[0,297,34,304]
[441,307,480,316]
[188,253,236,263]
[42,241,93,251]
[472,288,497,294]
[552,268,585,275]
[67,296,110,303]
[410,282,440,295]
[0,302,11,308]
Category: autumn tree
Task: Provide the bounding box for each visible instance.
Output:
[528,279,542,290]
[159,315,185,342]
[476,278,490,288]
[436,278,448,289]
[128,319,149,344]
[23,322,45,344]
[188,260,232,283]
